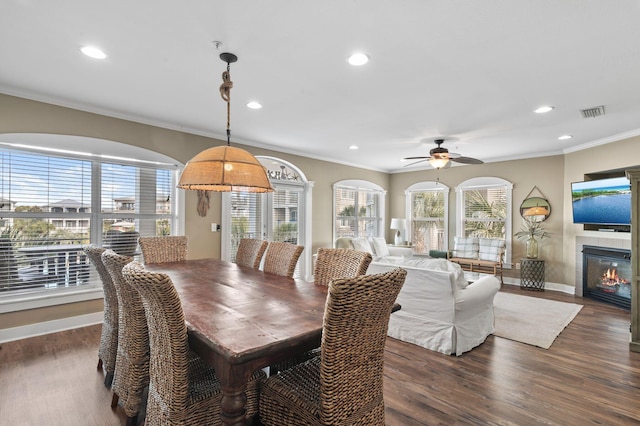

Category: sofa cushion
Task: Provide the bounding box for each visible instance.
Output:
[351,237,374,254]
[452,237,479,259]
[478,238,505,263]
[370,237,390,257]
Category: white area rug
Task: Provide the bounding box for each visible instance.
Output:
[493,292,583,349]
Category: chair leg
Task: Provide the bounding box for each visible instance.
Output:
[111,392,119,409]
[104,371,114,388]
[125,413,138,426]
[97,358,103,371]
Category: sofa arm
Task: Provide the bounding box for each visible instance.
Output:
[388,246,413,258]
[455,275,501,315]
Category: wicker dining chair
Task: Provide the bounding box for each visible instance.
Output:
[102,249,146,426]
[262,241,304,278]
[122,261,265,426]
[271,248,374,374]
[235,238,268,269]
[138,236,187,264]
[259,267,407,426]
[313,248,373,286]
[84,245,119,388]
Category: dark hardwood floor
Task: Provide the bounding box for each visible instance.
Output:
[1,286,639,425]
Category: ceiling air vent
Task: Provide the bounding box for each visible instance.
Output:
[580,105,605,118]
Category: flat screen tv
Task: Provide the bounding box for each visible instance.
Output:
[571,176,631,225]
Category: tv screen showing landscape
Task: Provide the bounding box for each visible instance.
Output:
[571,176,631,225]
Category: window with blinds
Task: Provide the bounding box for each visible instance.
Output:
[455,176,513,265]
[410,189,446,253]
[461,188,507,238]
[0,147,177,296]
[334,180,384,240]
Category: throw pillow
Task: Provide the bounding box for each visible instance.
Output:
[478,238,505,262]
[452,237,479,259]
[351,237,374,255]
[370,237,390,257]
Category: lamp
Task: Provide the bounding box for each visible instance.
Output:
[390,218,406,246]
[177,52,274,193]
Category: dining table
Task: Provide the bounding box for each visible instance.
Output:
[145,258,331,425]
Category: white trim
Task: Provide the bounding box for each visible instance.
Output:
[0,287,104,313]
[0,311,103,343]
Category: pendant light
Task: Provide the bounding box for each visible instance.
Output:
[177,52,274,193]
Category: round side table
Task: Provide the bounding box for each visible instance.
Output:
[520,258,545,291]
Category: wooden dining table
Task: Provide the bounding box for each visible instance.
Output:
[145,258,330,425]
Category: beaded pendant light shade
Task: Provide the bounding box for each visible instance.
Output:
[177,52,273,193]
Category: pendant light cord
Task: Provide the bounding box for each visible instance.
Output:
[220,61,233,146]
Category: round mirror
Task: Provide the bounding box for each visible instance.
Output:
[519,196,551,222]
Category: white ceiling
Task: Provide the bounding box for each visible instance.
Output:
[2,1,640,172]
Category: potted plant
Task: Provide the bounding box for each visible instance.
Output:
[514,217,549,259]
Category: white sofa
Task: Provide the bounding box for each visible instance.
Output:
[334,236,413,260]
[368,257,501,356]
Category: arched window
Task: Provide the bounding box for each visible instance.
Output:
[456,177,513,265]
[333,180,386,241]
[222,157,313,279]
[405,181,449,254]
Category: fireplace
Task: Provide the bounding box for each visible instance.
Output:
[582,245,631,309]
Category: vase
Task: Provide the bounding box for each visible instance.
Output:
[526,237,538,259]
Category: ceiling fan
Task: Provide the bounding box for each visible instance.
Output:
[403,139,484,169]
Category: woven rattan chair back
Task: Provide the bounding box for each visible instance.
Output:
[122,261,264,425]
[262,241,304,278]
[84,245,119,387]
[138,236,187,264]
[235,238,268,269]
[259,267,407,426]
[102,249,147,425]
[313,248,372,287]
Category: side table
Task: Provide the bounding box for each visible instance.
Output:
[520,258,545,291]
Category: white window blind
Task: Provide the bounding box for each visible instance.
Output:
[0,149,92,292]
[334,184,382,239]
[410,189,446,253]
[0,147,177,296]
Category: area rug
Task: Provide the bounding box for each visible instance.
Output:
[493,292,583,349]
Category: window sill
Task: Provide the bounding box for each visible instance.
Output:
[0,286,104,314]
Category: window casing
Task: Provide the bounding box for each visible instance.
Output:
[405,182,449,254]
[333,180,385,241]
[455,177,513,265]
[0,145,179,306]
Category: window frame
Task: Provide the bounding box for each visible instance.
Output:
[332,179,386,243]
[405,181,449,254]
[0,139,183,313]
[455,176,513,266]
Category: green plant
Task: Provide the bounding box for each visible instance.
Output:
[514,217,549,241]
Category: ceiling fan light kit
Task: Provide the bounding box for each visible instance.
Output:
[403,139,483,170]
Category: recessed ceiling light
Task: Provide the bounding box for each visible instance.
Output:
[558,134,573,140]
[349,145,359,150]
[534,105,554,114]
[347,52,369,66]
[247,101,262,109]
[80,46,107,59]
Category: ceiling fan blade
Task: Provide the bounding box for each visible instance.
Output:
[402,156,429,160]
[403,158,429,168]
[451,156,484,164]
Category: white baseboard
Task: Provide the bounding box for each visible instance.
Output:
[0,312,103,344]
[502,279,576,295]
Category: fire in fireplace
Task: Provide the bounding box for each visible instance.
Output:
[583,245,631,309]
